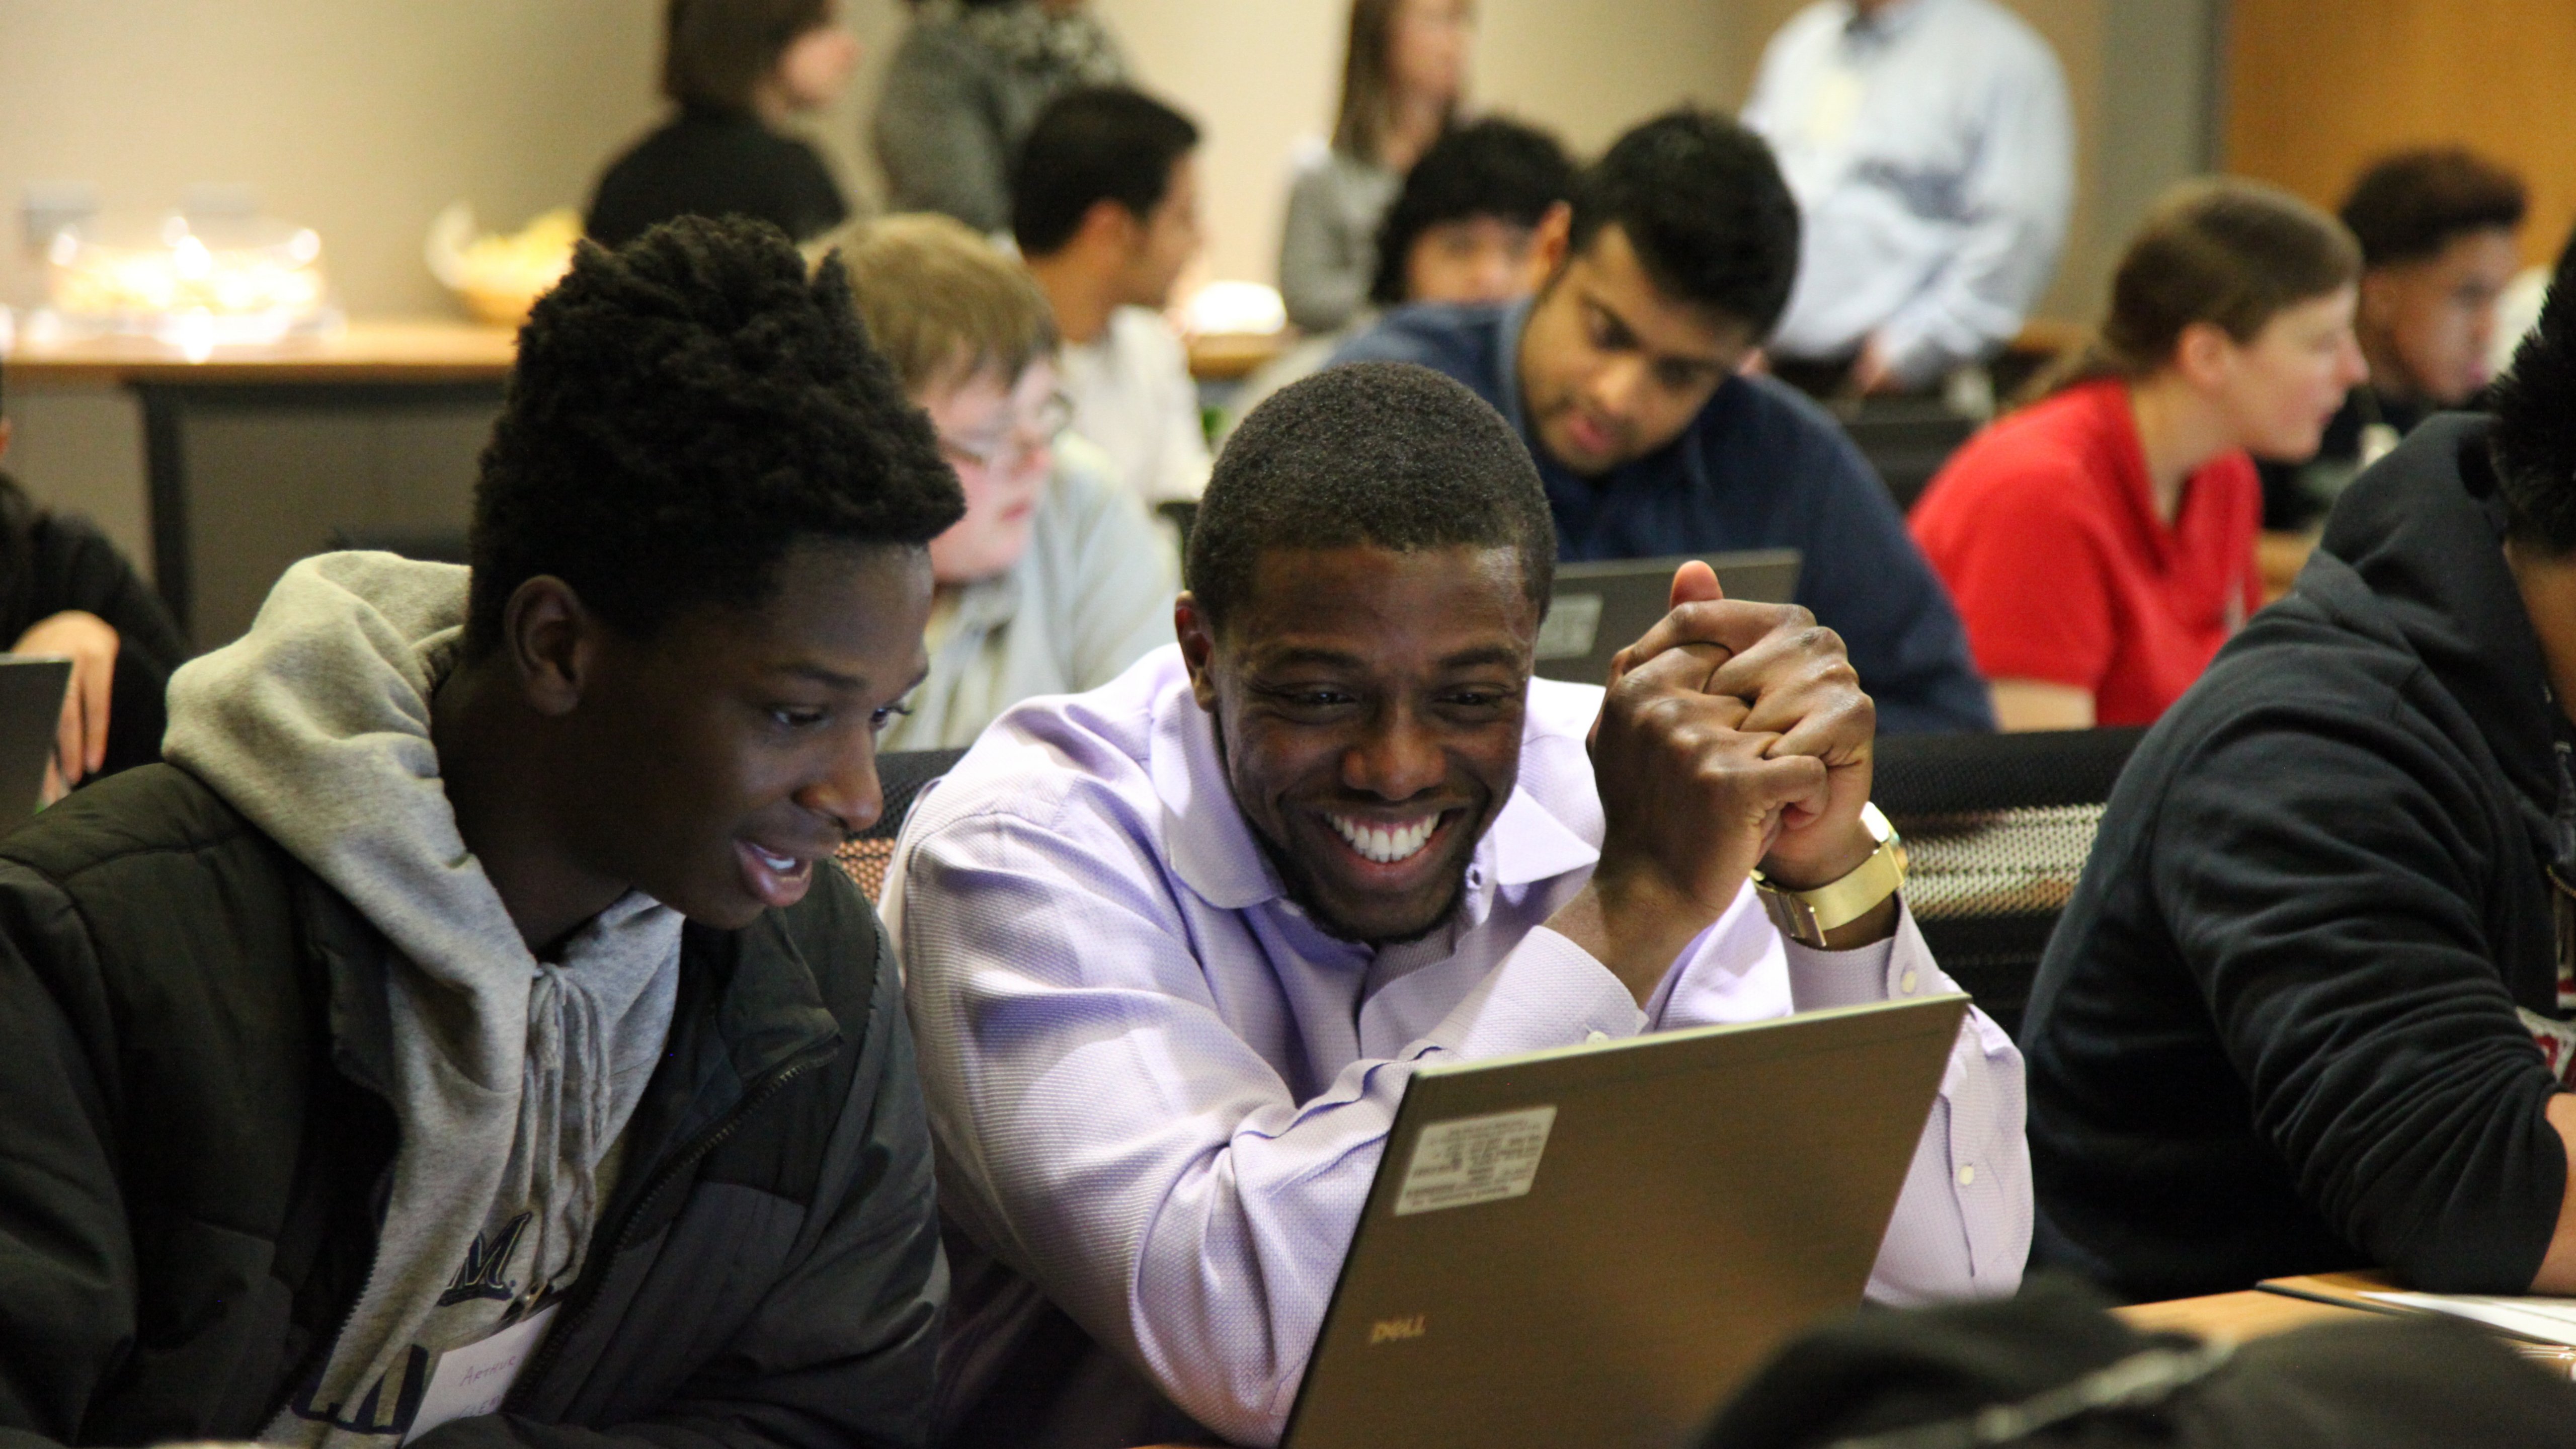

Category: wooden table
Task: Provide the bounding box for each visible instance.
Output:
[2114,1283,2380,1340]
[8,319,518,641]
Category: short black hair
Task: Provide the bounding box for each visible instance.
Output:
[1563,108,1800,337]
[1189,362,1555,631]
[662,0,830,114]
[2490,254,2576,555]
[2341,148,2528,270]
[1012,86,1200,258]
[467,215,963,654]
[1369,117,1577,308]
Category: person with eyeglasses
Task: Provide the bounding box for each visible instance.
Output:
[829,213,1178,751]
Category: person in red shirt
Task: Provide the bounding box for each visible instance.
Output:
[1911,180,2367,729]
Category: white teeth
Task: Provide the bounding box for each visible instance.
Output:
[1325,813,1439,864]
[752,847,798,872]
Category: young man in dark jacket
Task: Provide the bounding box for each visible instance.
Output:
[0,216,960,1447]
[2022,260,2576,1303]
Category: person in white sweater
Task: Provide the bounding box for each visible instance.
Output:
[831,213,1175,751]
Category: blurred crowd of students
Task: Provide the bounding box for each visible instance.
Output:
[568,0,2562,758]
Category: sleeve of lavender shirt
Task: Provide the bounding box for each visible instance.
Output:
[1654,889,2032,1302]
[894,791,1655,1445]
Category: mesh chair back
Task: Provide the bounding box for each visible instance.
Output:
[832,745,970,902]
[1873,727,2145,1038]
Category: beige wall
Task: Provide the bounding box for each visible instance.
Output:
[1022,0,1741,290]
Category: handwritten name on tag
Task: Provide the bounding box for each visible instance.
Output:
[405,1304,558,1443]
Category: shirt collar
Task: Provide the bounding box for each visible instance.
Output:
[1143,666,1602,922]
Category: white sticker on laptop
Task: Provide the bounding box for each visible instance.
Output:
[1394,1105,1557,1216]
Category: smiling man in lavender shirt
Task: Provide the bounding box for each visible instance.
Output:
[886,362,2030,1449]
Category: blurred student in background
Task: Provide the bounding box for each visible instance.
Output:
[1742,0,2071,398]
[2261,147,2526,532]
[1335,109,1992,733]
[1227,115,1573,437]
[1910,181,2365,731]
[1015,86,1212,508]
[0,361,187,800]
[875,0,1126,235]
[1277,0,1476,335]
[587,0,857,248]
[831,214,1174,751]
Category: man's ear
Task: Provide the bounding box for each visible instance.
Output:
[1175,591,1222,711]
[1529,204,1574,289]
[1079,197,1142,258]
[2356,268,2399,336]
[501,576,597,718]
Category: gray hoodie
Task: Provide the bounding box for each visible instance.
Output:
[164,552,681,1447]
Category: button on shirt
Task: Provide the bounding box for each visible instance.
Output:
[1332,299,1994,734]
[886,647,2031,1446]
[1742,0,2073,383]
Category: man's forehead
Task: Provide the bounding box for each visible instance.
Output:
[1229,544,1536,650]
[1566,224,1753,362]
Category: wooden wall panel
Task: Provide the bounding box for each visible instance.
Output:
[2226,0,2576,267]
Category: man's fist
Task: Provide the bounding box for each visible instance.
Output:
[1553,563,1881,1002]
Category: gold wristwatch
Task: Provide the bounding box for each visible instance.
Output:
[1751,801,1907,948]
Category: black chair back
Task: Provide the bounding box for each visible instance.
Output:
[834,745,971,901]
[1873,727,2146,1038]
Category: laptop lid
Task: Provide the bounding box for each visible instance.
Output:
[0,657,71,837]
[1534,550,1802,686]
[1282,992,1967,1449]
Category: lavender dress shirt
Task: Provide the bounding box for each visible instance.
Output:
[886,646,2030,1446]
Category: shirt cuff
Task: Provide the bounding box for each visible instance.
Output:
[1427,925,1649,1059]
[1785,899,1929,1012]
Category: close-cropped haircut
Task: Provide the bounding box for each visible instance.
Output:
[1012,87,1200,258]
[2489,254,2576,556]
[1564,109,1801,336]
[662,0,830,114]
[467,215,963,655]
[1188,362,1554,632]
[825,213,1057,394]
[2341,148,2528,270]
[1369,116,1576,308]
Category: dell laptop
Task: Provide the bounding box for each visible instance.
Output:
[1535,550,1803,686]
[1281,992,1967,1449]
[0,657,72,837]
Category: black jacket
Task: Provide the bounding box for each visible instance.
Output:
[0,763,942,1447]
[588,109,850,249]
[0,472,187,777]
[2024,414,2570,1302]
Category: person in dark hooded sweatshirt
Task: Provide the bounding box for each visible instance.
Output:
[0,216,956,1446]
[2021,251,2576,1303]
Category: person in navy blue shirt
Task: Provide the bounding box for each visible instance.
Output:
[1333,108,1991,733]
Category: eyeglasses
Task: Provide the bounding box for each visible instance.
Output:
[939,392,1074,473]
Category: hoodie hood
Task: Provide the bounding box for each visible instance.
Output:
[167,551,680,1446]
[2307,413,2564,813]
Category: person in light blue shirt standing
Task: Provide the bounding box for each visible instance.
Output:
[1743,0,2072,395]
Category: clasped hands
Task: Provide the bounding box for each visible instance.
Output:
[1547,561,1882,1005]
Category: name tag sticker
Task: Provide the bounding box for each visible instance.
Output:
[405,1303,558,1443]
[1395,1106,1557,1216]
